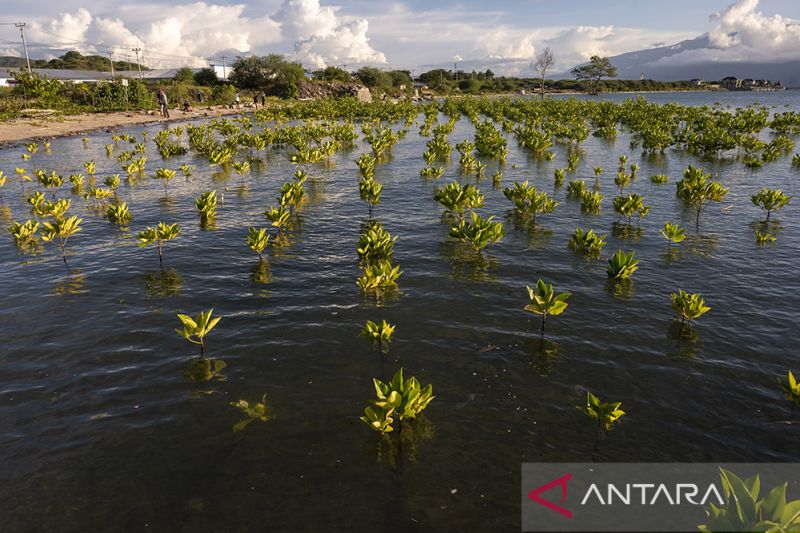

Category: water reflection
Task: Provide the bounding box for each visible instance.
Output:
[370,415,436,469]
[184,357,227,382]
[605,278,635,299]
[666,320,700,358]
[54,269,88,296]
[527,338,560,377]
[143,268,183,298]
[611,222,644,242]
[683,233,719,258]
[250,260,271,285]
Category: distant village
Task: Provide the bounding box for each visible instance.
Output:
[691,77,785,91]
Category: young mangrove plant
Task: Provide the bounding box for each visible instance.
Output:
[751,187,791,221]
[360,368,434,433]
[613,194,651,226]
[9,219,39,246]
[524,279,570,337]
[568,227,606,256]
[650,174,669,185]
[107,202,133,226]
[578,391,625,432]
[232,160,251,186]
[660,222,686,248]
[671,289,710,328]
[580,190,603,214]
[698,468,800,533]
[41,215,82,268]
[196,190,218,224]
[246,227,270,261]
[780,371,800,406]
[176,308,221,355]
[449,212,504,254]
[359,177,383,218]
[357,221,396,263]
[434,181,484,222]
[360,319,396,352]
[566,179,588,198]
[230,394,269,432]
[356,260,402,293]
[607,249,639,280]
[153,168,177,196]
[503,181,558,225]
[554,168,566,187]
[676,165,729,229]
[137,222,180,267]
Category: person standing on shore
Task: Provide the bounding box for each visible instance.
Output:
[157,88,170,118]
[260,91,266,107]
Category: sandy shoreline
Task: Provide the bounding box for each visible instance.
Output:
[0,106,246,147]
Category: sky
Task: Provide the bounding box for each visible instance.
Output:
[1,0,799,75]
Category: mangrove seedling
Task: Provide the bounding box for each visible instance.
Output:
[154,167,177,196]
[566,179,588,198]
[449,212,504,254]
[554,168,566,187]
[580,190,603,214]
[41,215,82,268]
[196,190,218,222]
[525,279,570,336]
[751,187,791,221]
[568,227,606,256]
[660,222,686,248]
[607,249,639,280]
[650,174,668,185]
[359,177,383,218]
[137,222,180,267]
[360,368,435,433]
[264,205,291,230]
[106,202,133,225]
[671,289,710,327]
[503,181,558,225]
[176,308,221,355]
[434,181,484,222]
[246,227,270,261]
[83,159,95,176]
[613,194,651,226]
[357,260,402,293]
[676,165,729,229]
[360,319,396,351]
[232,160,251,185]
[230,394,269,432]
[9,219,39,246]
[780,371,800,406]
[578,391,625,432]
[698,468,800,533]
[357,221,396,263]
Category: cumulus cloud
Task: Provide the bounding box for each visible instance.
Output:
[278,0,386,68]
[15,0,383,69]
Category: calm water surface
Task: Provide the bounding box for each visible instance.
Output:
[1,91,799,531]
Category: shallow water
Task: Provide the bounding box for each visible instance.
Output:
[1,92,799,531]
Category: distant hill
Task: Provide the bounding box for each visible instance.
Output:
[0,51,147,72]
[582,35,800,87]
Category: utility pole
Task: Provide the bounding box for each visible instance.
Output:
[220,55,227,80]
[107,50,115,77]
[132,47,142,79]
[15,23,31,74]
[454,62,458,81]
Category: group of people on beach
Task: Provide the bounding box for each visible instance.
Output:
[155,87,266,119]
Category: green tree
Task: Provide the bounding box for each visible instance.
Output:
[194,68,219,86]
[228,54,305,98]
[174,67,195,84]
[356,67,392,89]
[314,66,350,82]
[570,55,618,94]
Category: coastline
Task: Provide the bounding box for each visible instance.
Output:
[0,106,244,147]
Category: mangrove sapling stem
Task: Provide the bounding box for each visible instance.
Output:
[157,242,164,269]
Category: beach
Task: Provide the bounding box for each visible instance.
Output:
[0,106,244,146]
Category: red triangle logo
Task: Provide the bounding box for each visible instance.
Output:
[527,472,573,518]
